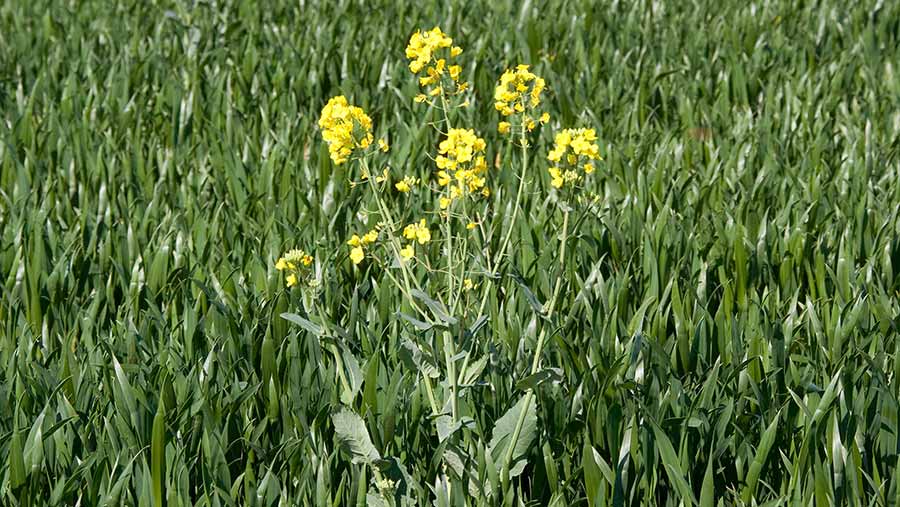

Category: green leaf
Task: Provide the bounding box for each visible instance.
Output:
[410,289,457,326]
[280,312,324,336]
[515,368,563,391]
[742,410,780,503]
[489,396,537,478]
[151,399,166,507]
[332,407,381,465]
[651,421,697,506]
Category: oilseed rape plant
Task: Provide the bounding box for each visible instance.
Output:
[276,26,602,504]
[7,2,900,505]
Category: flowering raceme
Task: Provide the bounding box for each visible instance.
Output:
[275,249,315,288]
[435,128,489,208]
[406,27,468,102]
[318,96,374,165]
[494,65,549,133]
[547,128,601,189]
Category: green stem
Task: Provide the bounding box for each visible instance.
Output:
[423,373,440,415]
[438,89,460,423]
[493,126,529,268]
[476,125,530,319]
[502,206,569,474]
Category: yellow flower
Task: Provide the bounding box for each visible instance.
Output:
[395,176,419,193]
[494,65,546,118]
[406,27,468,97]
[379,139,390,152]
[276,248,315,288]
[539,112,550,123]
[400,244,415,260]
[549,167,564,189]
[318,96,373,165]
[350,246,365,265]
[362,230,378,244]
[347,235,361,247]
[402,219,431,244]
[498,121,511,134]
[463,278,475,290]
[406,27,452,74]
[414,94,428,103]
[435,128,490,207]
[466,221,477,230]
[546,127,601,189]
[403,218,431,245]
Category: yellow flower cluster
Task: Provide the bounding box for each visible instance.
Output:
[406,27,467,102]
[494,65,549,133]
[395,176,419,193]
[435,128,489,209]
[275,249,315,288]
[399,219,431,260]
[547,128,601,189]
[347,229,379,265]
[318,96,374,165]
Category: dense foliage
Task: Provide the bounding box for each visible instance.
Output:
[2,0,899,505]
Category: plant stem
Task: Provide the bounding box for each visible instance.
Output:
[502,206,569,474]
[438,90,460,423]
[493,126,530,269]
[476,125,530,319]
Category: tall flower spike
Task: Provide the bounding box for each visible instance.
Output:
[546,128,601,189]
[318,96,374,165]
[435,128,489,209]
[406,27,468,102]
[494,65,549,134]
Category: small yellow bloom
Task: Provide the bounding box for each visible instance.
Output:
[539,112,550,123]
[349,246,365,265]
[439,196,452,209]
[414,94,427,103]
[347,235,361,247]
[498,121,511,134]
[549,167,564,189]
[276,249,315,288]
[395,180,410,192]
[463,278,474,290]
[378,139,389,152]
[402,219,431,244]
[584,163,594,174]
[466,222,477,230]
[400,244,414,260]
[362,230,378,244]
